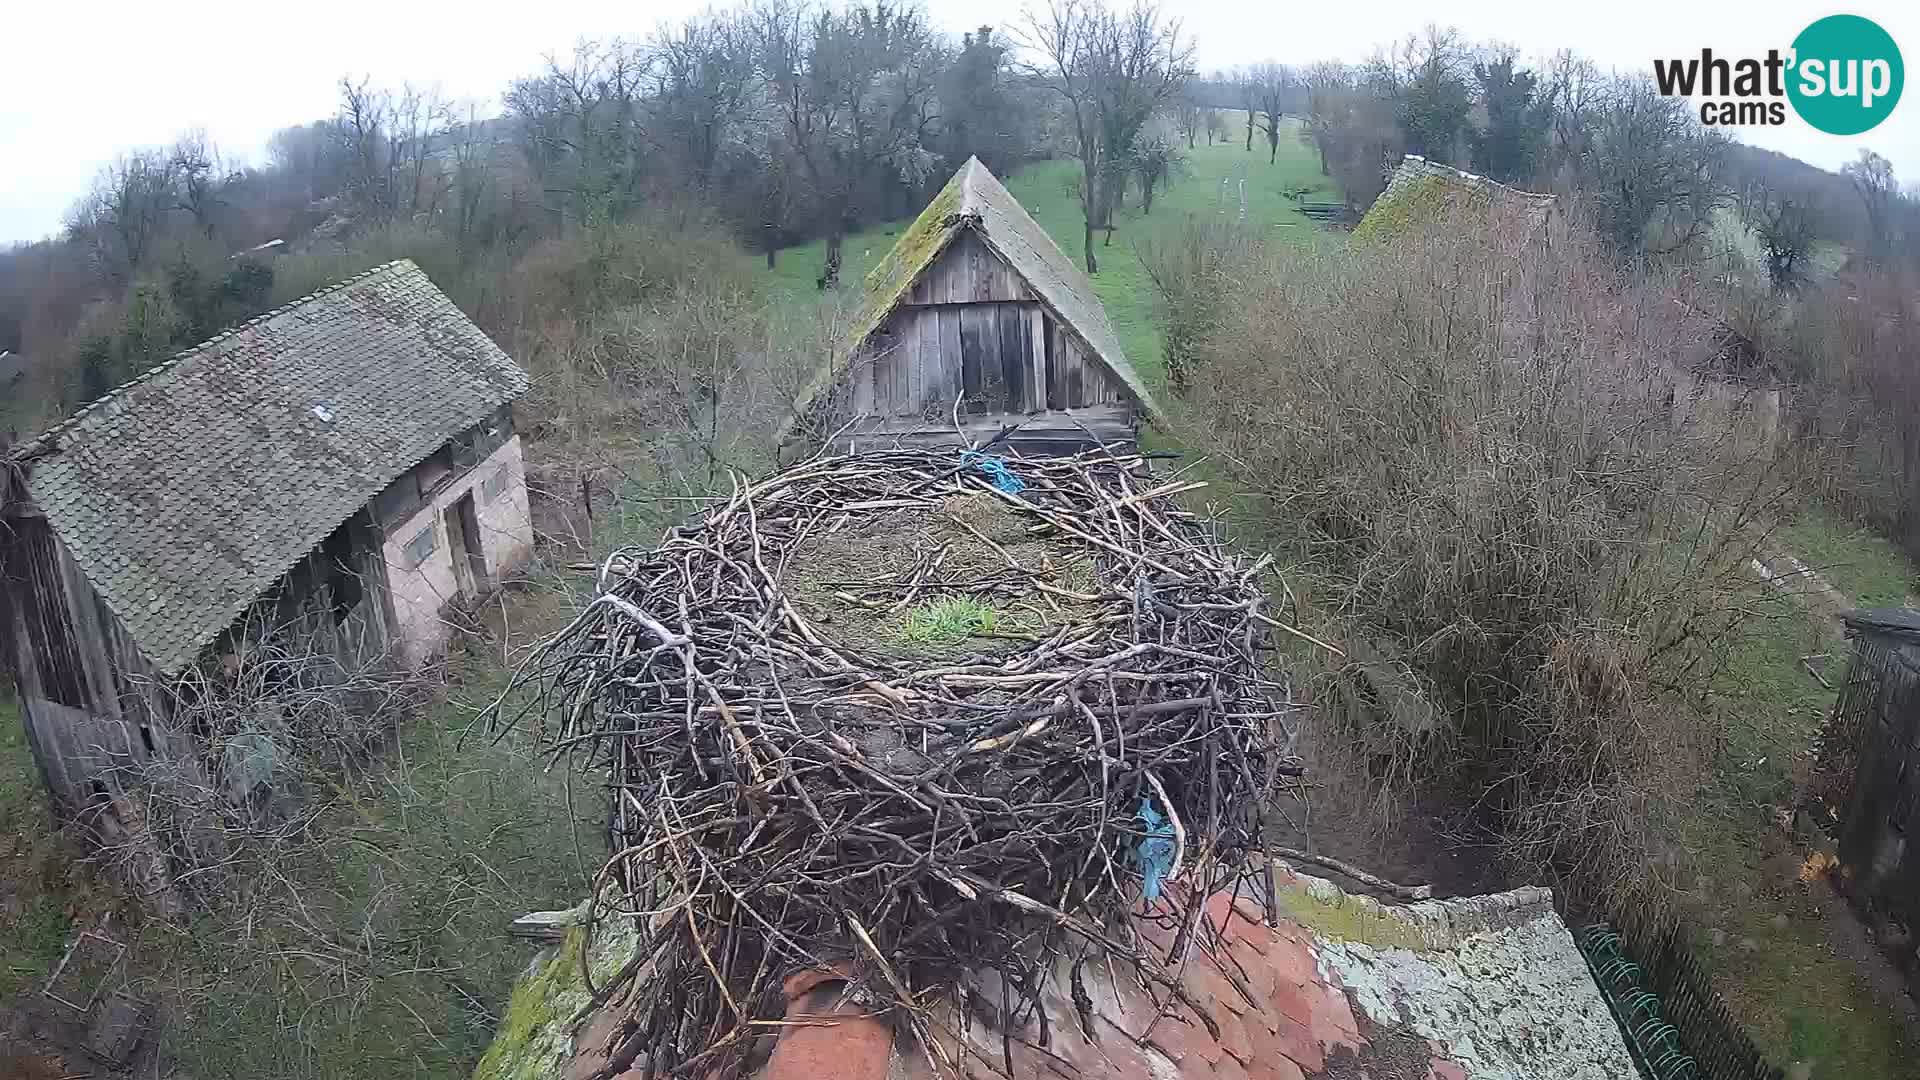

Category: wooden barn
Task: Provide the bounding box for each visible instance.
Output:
[0,260,534,822]
[792,156,1157,455]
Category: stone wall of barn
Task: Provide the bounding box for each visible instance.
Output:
[379,434,534,666]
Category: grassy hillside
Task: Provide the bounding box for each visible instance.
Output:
[756,118,1336,388]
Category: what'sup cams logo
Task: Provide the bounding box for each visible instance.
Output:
[1654,14,1903,134]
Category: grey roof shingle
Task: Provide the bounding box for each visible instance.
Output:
[13,260,528,675]
[793,157,1157,425]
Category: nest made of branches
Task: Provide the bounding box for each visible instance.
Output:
[494,445,1307,1078]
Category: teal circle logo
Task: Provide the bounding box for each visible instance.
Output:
[1788,15,1903,135]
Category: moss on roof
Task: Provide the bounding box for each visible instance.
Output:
[1354,155,1557,241]
[854,167,969,354]
[13,259,527,675]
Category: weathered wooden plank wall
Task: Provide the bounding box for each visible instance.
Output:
[904,231,1031,305]
[857,235,1130,420]
[1,505,396,815]
[0,513,180,812]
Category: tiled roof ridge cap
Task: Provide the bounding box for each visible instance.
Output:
[11,259,417,461]
[1274,857,1557,949]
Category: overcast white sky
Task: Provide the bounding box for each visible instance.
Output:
[3,1,1915,245]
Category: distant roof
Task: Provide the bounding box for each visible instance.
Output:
[793,156,1157,425]
[13,260,528,675]
[1355,155,1558,240]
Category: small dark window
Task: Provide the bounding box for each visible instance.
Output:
[403,525,438,569]
[415,446,453,497]
[481,469,510,503]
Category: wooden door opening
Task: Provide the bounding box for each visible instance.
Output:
[443,493,487,598]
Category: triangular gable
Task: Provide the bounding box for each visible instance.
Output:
[790,157,1158,430]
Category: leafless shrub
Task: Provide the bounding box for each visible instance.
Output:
[95,615,423,908]
[511,220,859,549]
[1772,268,1920,561]
[1135,215,1258,395]
[1183,203,1787,904]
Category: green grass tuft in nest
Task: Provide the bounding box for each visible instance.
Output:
[903,597,1000,645]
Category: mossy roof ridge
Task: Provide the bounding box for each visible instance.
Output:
[1354,154,1558,241]
[791,157,1158,429]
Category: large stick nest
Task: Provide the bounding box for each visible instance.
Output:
[496,446,1302,1077]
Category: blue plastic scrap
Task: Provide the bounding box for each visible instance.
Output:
[1135,798,1176,900]
[960,450,1025,495]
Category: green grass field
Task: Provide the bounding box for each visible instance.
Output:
[1683,513,1920,1078]
[1777,506,1918,609]
[754,118,1336,389]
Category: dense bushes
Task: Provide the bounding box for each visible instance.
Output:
[1770,270,1920,563]
[1180,207,1784,902]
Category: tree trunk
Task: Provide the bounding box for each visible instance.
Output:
[1245,110,1254,152]
[1142,177,1156,214]
[819,230,843,290]
[1083,218,1098,274]
[1270,138,1279,165]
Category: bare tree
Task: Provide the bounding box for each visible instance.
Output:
[755,1,939,289]
[446,105,502,247]
[67,151,178,281]
[1131,115,1184,213]
[1174,90,1201,149]
[505,40,652,222]
[651,10,760,191]
[1744,187,1820,291]
[1844,149,1897,265]
[1022,0,1193,273]
[169,131,224,238]
[1247,62,1295,165]
[1577,76,1730,256]
[391,84,454,220]
[1541,50,1602,175]
[1238,66,1257,152]
[1299,61,1346,175]
[1299,61,1401,209]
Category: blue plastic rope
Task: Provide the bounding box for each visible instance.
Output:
[960,450,1025,495]
[1135,798,1176,900]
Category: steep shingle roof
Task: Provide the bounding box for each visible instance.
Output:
[1354,154,1558,240]
[794,157,1157,425]
[13,260,528,675]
